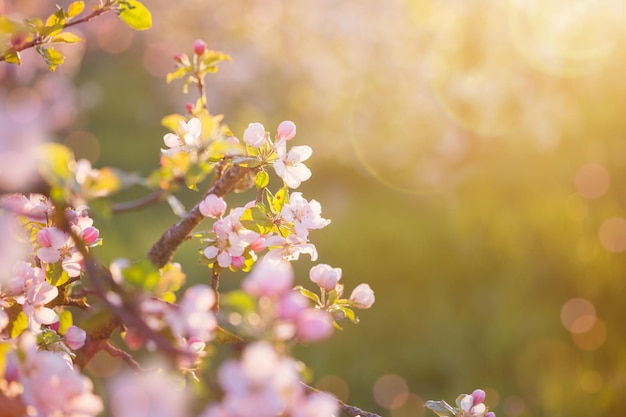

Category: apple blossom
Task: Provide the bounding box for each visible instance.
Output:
[35,227,83,277]
[64,325,87,350]
[243,122,267,148]
[280,192,330,238]
[20,348,103,417]
[309,264,342,292]
[264,234,318,262]
[203,208,260,268]
[200,194,227,218]
[165,284,217,342]
[242,258,294,298]
[276,120,297,141]
[162,117,203,155]
[273,141,312,189]
[349,283,375,309]
[109,370,189,417]
[294,308,334,342]
[19,267,59,333]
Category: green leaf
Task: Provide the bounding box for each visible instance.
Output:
[240,205,274,234]
[294,286,321,304]
[47,262,70,286]
[221,290,256,315]
[166,67,189,84]
[36,143,74,188]
[67,1,85,18]
[255,171,270,189]
[216,326,245,345]
[3,48,21,64]
[424,400,457,417]
[161,113,185,131]
[49,31,82,44]
[10,311,28,338]
[58,310,73,334]
[36,46,64,71]
[117,0,152,31]
[271,186,289,214]
[122,258,160,292]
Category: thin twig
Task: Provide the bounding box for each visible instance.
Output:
[303,382,383,417]
[0,0,116,63]
[103,341,144,372]
[111,189,167,213]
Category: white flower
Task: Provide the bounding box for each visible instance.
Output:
[273,141,312,189]
[280,192,330,238]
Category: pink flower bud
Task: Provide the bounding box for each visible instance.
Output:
[185,103,194,114]
[484,412,496,417]
[230,256,244,269]
[193,39,207,55]
[124,327,145,350]
[243,122,266,148]
[50,322,60,332]
[309,264,342,291]
[276,120,296,141]
[82,226,99,244]
[173,52,185,64]
[349,283,375,309]
[199,194,227,218]
[64,325,87,350]
[471,389,486,405]
[249,237,266,253]
[296,308,334,342]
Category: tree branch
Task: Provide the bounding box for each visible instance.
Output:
[147,165,251,268]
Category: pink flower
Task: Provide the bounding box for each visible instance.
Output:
[349,283,375,309]
[109,370,189,417]
[309,264,342,291]
[20,350,103,417]
[0,308,8,332]
[243,122,267,148]
[64,325,87,350]
[199,194,227,218]
[20,267,59,333]
[280,192,330,238]
[295,308,334,342]
[36,227,83,277]
[242,258,293,297]
[165,285,217,342]
[276,120,296,141]
[203,208,260,269]
[273,141,312,189]
[456,389,495,417]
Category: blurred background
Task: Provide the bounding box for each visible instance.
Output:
[3,0,626,416]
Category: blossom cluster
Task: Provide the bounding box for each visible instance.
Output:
[200,341,339,417]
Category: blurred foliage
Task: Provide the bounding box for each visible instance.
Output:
[4,0,626,416]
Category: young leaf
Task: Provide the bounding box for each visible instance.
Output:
[271,186,289,214]
[58,310,74,335]
[3,48,21,64]
[9,311,28,338]
[424,400,457,417]
[49,32,82,44]
[37,46,64,71]
[67,1,85,18]
[117,0,152,31]
[255,170,270,189]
